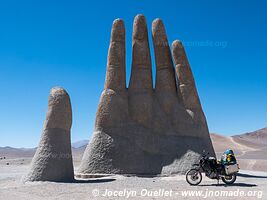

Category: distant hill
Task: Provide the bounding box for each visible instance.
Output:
[0,140,88,159]
[232,127,267,148]
[240,127,267,139]
[72,140,88,149]
[0,146,36,158]
[210,127,267,172]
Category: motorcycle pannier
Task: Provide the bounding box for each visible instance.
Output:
[225,164,239,175]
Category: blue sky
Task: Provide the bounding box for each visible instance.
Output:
[0,0,266,147]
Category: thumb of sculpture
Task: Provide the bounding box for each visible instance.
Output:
[23,87,74,182]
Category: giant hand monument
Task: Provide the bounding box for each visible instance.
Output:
[78,15,215,175]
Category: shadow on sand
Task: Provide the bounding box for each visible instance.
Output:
[237,172,267,179]
[73,178,116,184]
[199,183,257,187]
[199,172,267,187]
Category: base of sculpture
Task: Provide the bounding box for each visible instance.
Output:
[78,130,214,175]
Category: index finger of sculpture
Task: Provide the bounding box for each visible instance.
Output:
[152,19,177,94]
[129,14,152,92]
[172,40,202,111]
[104,19,126,91]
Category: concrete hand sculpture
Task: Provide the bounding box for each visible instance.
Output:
[24,87,74,182]
[79,15,215,175]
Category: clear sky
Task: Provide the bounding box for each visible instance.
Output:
[0,0,266,147]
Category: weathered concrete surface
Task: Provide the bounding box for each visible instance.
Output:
[23,87,74,182]
[78,15,215,175]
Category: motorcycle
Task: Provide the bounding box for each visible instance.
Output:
[186,151,239,185]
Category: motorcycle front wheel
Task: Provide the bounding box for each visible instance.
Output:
[186,169,202,186]
[222,174,237,184]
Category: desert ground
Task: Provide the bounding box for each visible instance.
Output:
[0,160,266,200]
[0,129,266,200]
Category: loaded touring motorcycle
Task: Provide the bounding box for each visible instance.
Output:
[186,149,239,185]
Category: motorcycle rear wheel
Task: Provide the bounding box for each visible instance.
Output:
[186,169,202,186]
[222,174,237,184]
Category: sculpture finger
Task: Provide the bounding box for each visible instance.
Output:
[172,40,202,111]
[44,87,72,131]
[128,15,153,126]
[104,19,126,91]
[24,87,74,182]
[152,19,177,94]
[129,14,152,92]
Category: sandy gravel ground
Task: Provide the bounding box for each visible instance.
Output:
[0,158,266,200]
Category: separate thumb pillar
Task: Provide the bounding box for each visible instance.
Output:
[23,87,74,182]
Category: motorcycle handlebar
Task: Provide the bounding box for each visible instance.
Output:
[202,151,209,158]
